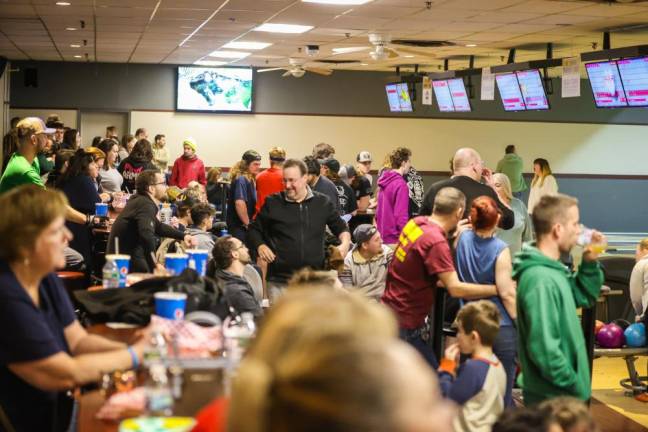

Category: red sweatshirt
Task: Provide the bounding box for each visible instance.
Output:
[170,156,206,188]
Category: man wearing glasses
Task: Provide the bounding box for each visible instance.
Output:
[108,170,196,272]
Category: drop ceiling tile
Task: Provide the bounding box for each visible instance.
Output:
[381,18,445,31]
[564,4,647,17]
[94,6,155,18]
[328,15,392,29]
[221,0,295,13]
[502,1,592,14]
[460,31,525,42]
[347,5,421,19]
[34,5,95,16]
[435,0,528,12]
[524,14,601,25]
[433,21,504,32]
[466,11,544,24]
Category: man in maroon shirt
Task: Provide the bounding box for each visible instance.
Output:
[382,187,497,368]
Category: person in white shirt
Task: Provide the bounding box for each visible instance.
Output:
[630,238,648,322]
[527,158,558,214]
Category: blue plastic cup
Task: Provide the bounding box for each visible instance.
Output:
[165,253,188,276]
[154,292,187,320]
[95,202,108,217]
[187,249,209,276]
[106,254,130,287]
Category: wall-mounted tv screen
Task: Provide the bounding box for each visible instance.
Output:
[617,57,648,107]
[386,83,413,112]
[516,69,549,110]
[585,61,627,108]
[177,66,253,112]
[495,73,526,111]
[447,78,472,112]
[432,80,455,112]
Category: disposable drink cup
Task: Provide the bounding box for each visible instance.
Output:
[154,292,187,320]
[105,254,130,287]
[187,249,209,276]
[95,202,108,217]
[165,253,188,276]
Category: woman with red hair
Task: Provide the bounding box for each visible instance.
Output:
[454,196,517,407]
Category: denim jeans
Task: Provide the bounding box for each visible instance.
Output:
[399,327,439,370]
[493,325,518,407]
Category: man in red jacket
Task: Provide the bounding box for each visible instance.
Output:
[255,146,286,214]
[170,137,206,188]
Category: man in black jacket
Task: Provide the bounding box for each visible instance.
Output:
[210,236,262,318]
[108,170,195,272]
[249,159,351,300]
[420,147,515,230]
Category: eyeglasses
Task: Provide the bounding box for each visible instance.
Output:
[152,181,167,186]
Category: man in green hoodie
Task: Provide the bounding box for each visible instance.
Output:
[496,145,527,199]
[513,193,605,405]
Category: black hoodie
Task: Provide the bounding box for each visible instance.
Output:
[248,189,349,283]
[212,269,262,318]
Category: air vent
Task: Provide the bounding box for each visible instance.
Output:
[391,39,455,48]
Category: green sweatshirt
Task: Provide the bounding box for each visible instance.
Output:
[496,153,527,193]
[512,244,603,405]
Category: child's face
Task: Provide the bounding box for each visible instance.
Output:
[456,323,478,355]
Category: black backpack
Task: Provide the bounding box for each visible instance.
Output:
[73,268,230,326]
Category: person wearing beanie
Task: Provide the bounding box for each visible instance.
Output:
[341,224,393,302]
[169,137,206,188]
[255,146,286,214]
[227,150,262,243]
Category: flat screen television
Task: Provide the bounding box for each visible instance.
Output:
[585,61,628,108]
[617,57,648,107]
[396,82,413,112]
[385,83,402,112]
[516,69,549,110]
[495,73,526,111]
[177,66,253,112]
[447,78,472,112]
[432,80,455,112]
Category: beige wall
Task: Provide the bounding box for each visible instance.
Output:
[131,111,648,175]
[79,111,128,147]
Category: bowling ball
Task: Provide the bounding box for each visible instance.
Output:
[595,320,605,334]
[624,323,646,348]
[596,323,625,348]
[612,319,631,331]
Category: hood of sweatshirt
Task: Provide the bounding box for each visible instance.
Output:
[214,268,247,285]
[377,170,405,190]
[512,242,569,280]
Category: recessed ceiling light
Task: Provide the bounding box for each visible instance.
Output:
[223,41,272,50]
[465,44,477,47]
[404,55,415,58]
[70,44,80,48]
[65,27,76,31]
[253,23,313,34]
[332,46,368,54]
[302,0,373,4]
[194,60,228,66]
[73,55,82,58]
[208,50,251,59]
[56,1,71,5]
[360,63,369,66]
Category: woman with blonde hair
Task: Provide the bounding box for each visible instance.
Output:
[0,186,148,431]
[493,173,534,256]
[527,158,558,214]
[227,150,261,243]
[226,288,454,432]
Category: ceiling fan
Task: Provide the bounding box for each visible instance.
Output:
[257,58,333,78]
[333,33,442,61]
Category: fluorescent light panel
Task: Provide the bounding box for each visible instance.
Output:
[253,23,313,34]
[56,1,71,5]
[194,60,228,66]
[223,41,272,50]
[302,0,373,4]
[208,50,251,59]
[332,46,368,54]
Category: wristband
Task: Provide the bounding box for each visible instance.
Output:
[127,346,139,369]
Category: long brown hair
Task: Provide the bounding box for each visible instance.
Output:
[229,160,255,184]
[531,158,553,187]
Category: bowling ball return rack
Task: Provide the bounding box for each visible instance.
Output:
[594,347,648,396]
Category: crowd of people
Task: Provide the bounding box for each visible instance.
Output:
[1,114,644,432]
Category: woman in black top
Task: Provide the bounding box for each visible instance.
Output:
[118,139,156,193]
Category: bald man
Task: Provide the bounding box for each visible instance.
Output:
[420,148,514,230]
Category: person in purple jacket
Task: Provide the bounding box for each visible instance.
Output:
[376,147,412,244]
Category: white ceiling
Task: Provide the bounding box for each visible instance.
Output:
[1,0,648,72]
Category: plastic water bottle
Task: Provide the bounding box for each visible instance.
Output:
[145,362,173,416]
[143,330,168,364]
[102,259,120,289]
[223,312,256,363]
[160,203,173,225]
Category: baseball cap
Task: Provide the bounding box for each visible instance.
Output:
[242,150,262,164]
[353,224,378,246]
[357,151,372,163]
[269,146,286,162]
[17,117,55,135]
[323,158,340,174]
[339,164,357,180]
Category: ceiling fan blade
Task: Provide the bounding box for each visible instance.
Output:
[282,70,293,77]
[390,46,436,58]
[258,67,287,73]
[332,46,371,55]
[304,67,333,76]
[386,47,399,59]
